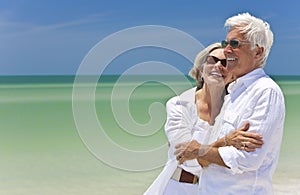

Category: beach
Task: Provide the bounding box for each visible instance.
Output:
[1,76,299,195]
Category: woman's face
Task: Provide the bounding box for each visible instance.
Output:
[202,48,232,86]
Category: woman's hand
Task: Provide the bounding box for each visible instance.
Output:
[226,122,264,152]
[174,140,202,164]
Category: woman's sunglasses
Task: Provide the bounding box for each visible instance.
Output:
[221,39,250,49]
[206,56,227,67]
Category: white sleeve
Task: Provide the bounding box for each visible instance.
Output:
[164,96,201,169]
[218,88,285,174]
[165,96,195,147]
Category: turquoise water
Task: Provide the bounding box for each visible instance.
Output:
[1,76,299,194]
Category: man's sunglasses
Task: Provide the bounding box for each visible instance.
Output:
[206,56,227,67]
[221,39,250,49]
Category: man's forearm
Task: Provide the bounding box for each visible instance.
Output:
[198,145,229,168]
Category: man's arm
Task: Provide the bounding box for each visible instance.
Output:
[175,140,228,167]
[175,122,263,167]
[175,88,285,173]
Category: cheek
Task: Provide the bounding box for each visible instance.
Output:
[202,70,210,79]
[225,64,236,75]
[203,65,212,74]
[219,65,228,72]
[240,50,255,62]
[220,68,229,76]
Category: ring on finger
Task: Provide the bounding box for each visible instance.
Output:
[242,142,247,148]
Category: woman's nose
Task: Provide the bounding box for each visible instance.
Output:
[215,62,223,69]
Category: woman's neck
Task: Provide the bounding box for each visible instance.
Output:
[195,83,225,125]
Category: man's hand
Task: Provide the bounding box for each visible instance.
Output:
[226,122,264,152]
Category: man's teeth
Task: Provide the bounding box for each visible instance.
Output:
[227,57,237,61]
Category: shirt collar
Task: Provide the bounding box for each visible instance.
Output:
[227,68,267,98]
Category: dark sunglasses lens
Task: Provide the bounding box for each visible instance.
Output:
[206,56,216,64]
[229,40,239,48]
[221,59,227,67]
[221,40,228,48]
[207,56,226,67]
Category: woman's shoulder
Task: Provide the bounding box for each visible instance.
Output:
[166,87,196,106]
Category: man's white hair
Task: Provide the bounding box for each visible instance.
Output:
[225,12,274,67]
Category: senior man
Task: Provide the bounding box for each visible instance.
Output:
[175,13,285,195]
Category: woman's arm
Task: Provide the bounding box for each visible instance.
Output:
[164,96,195,147]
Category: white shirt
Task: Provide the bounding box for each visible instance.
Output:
[144,88,211,195]
[198,68,285,195]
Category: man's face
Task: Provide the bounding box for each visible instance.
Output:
[223,28,257,78]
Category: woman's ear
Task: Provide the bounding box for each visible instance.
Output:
[196,69,203,81]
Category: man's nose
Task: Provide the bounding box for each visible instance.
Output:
[224,44,233,54]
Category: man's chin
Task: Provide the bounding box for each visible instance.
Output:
[226,64,234,72]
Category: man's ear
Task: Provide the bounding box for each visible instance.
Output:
[255,46,264,59]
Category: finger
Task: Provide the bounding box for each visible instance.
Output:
[241,141,246,149]
[246,142,263,149]
[174,149,182,156]
[244,147,256,152]
[178,158,184,164]
[240,141,262,151]
[237,132,263,143]
[176,154,184,163]
[175,143,183,149]
[250,138,264,145]
[239,122,250,132]
[243,137,264,145]
[175,142,188,149]
[242,132,263,140]
[239,143,255,152]
[176,151,183,160]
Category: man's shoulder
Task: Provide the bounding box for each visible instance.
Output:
[246,76,285,102]
[255,76,283,93]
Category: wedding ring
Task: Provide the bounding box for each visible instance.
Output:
[241,142,247,149]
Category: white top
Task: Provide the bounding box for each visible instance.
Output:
[198,68,285,195]
[165,88,211,175]
[144,87,211,195]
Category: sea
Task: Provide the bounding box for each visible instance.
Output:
[0,75,299,195]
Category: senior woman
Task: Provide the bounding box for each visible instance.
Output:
[143,42,263,195]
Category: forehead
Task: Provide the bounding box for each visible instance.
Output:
[209,48,224,57]
[227,28,246,40]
